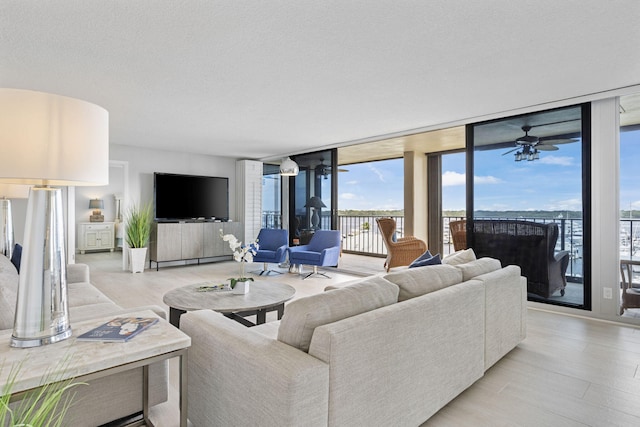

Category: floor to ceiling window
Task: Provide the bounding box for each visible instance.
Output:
[288,149,336,245]
[468,104,590,309]
[261,163,282,229]
[441,151,466,256]
[619,93,640,318]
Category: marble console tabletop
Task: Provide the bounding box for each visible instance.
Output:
[0,309,191,394]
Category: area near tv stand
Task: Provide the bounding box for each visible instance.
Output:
[149,221,243,270]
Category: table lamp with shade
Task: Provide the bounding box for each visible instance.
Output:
[89,198,105,222]
[0,184,30,259]
[0,88,109,348]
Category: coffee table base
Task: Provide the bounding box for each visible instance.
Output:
[170,303,285,328]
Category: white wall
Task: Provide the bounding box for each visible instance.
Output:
[109,144,239,219]
[75,164,125,224]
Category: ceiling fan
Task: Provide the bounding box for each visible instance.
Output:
[502,125,577,161]
[316,161,348,179]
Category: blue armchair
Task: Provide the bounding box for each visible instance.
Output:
[252,228,289,275]
[288,230,341,279]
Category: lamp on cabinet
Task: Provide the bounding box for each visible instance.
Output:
[89,198,105,222]
[0,88,109,347]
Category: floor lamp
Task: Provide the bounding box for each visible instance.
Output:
[0,88,109,348]
[0,184,30,259]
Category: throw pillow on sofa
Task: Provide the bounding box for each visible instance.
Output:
[278,276,399,352]
[454,257,502,281]
[409,251,441,268]
[442,248,476,266]
[384,264,462,302]
[10,243,22,273]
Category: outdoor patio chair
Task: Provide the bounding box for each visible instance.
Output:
[449,219,467,251]
[376,217,428,272]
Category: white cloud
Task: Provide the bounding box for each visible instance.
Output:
[340,192,358,200]
[442,171,465,187]
[345,180,359,185]
[367,164,385,182]
[443,171,502,186]
[545,198,582,211]
[474,175,503,184]
[539,156,573,166]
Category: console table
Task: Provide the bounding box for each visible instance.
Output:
[0,310,190,427]
[149,221,243,270]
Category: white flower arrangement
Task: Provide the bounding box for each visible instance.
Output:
[220,231,259,287]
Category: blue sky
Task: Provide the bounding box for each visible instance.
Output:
[335,128,640,212]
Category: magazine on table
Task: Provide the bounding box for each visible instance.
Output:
[77,316,159,342]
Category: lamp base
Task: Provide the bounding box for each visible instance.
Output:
[90,214,104,222]
[11,186,71,348]
[11,327,72,348]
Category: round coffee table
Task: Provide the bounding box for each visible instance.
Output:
[163,281,295,327]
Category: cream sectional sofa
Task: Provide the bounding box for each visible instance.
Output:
[181,251,527,426]
[0,254,168,426]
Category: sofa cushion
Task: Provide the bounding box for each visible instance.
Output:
[384,264,463,302]
[454,257,502,281]
[278,276,399,352]
[442,248,477,266]
[409,253,441,268]
[67,282,116,307]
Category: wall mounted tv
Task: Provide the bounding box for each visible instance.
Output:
[154,172,229,221]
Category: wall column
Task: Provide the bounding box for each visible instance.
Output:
[404,151,428,242]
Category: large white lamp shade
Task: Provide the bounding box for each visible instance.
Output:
[0,184,30,258]
[0,88,109,347]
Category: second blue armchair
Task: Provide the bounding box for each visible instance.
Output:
[288,229,341,279]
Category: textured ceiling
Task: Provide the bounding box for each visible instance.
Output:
[2,1,640,162]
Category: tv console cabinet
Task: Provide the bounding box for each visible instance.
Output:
[149,221,243,270]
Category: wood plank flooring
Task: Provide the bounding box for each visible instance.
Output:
[78,252,640,427]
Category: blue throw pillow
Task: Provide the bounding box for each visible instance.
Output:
[409,252,442,268]
[392,232,397,242]
[10,243,22,273]
[411,250,432,263]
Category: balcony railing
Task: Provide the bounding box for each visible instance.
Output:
[264,212,640,278]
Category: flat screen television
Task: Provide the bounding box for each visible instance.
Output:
[154,172,229,221]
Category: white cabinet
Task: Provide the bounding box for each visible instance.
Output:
[78,222,115,254]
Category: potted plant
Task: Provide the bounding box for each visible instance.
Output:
[125,202,152,273]
[220,230,258,294]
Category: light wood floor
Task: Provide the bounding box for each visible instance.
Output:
[78,252,640,427]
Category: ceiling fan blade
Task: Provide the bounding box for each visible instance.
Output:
[536,145,559,151]
[541,138,578,145]
[502,147,519,156]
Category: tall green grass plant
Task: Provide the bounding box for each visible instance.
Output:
[125,203,153,248]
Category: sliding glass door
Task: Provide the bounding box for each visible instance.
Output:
[288,149,337,245]
[467,104,591,309]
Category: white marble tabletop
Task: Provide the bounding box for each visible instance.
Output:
[0,309,191,394]
[163,281,296,313]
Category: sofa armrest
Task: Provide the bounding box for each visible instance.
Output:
[181,310,329,427]
[67,263,90,284]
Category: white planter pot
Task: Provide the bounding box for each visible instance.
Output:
[129,247,147,273]
[232,280,250,294]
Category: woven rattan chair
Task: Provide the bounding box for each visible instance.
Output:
[376,217,427,272]
[449,219,467,251]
